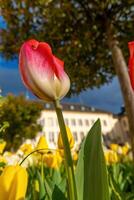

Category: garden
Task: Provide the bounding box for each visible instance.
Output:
[1,1,134,200]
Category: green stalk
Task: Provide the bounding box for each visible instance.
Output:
[54,100,77,200]
[41,154,44,182]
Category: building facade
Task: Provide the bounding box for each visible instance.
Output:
[38,103,127,149]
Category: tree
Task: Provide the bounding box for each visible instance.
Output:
[0,94,44,150]
[1,1,134,156]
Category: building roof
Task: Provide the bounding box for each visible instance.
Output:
[42,102,113,114]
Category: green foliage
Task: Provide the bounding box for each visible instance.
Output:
[23,119,110,200]
[26,165,67,200]
[0,121,9,138]
[1,0,134,94]
[0,94,44,150]
[75,119,109,200]
[25,161,134,200]
[108,162,134,200]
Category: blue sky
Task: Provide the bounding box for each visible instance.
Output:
[0,16,124,113]
[0,55,124,113]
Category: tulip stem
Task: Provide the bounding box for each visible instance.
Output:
[54,100,77,200]
[41,154,44,182]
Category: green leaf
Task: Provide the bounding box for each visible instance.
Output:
[75,119,110,200]
[52,185,67,200]
[36,171,46,200]
[45,177,67,200]
[0,162,6,168]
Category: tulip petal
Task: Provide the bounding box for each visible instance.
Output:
[8,166,28,200]
[0,165,28,200]
[36,136,48,154]
[19,39,70,101]
[58,126,75,149]
[0,166,17,200]
[128,41,134,90]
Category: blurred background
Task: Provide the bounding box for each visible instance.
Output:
[0,0,133,150]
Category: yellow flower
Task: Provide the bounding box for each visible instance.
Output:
[110,143,123,154]
[44,152,57,168]
[110,144,119,152]
[0,155,7,164]
[44,151,62,169]
[34,180,39,193]
[0,140,6,154]
[105,150,118,165]
[58,126,75,149]
[0,165,28,200]
[36,136,48,154]
[55,151,62,166]
[73,151,78,161]
[122,143,130,156]
[20,143,33,155]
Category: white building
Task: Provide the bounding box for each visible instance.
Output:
[38,103,127,149]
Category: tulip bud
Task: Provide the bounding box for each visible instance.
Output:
[58,126,75,149]
[0,165,28,200]
[19,39,70,102]
[36,136,48,154]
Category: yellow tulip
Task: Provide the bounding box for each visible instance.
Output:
[110,143,119,152]
[58,126,75,149]
[20,143,33,155]
[44,152,57,168]
[0,140,6,154]
[0,155,7,164]
[44,151,62,169]
[0,165,28,200]
[73,151,78,161]
[110,143,123,154]
[36,136,48,154]
[105,150,118,165]
[55,151,62,166]
[122,143,130,156]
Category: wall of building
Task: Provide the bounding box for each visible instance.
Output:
[38,109,126,149]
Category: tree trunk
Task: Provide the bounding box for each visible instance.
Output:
[107,27,134,158]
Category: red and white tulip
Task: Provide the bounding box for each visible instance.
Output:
[19,39,70,101]
[128,41,134,90]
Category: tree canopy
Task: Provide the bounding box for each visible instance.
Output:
[0,0,134,94]
[0,94,44,150]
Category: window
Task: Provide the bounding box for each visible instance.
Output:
[103,120,107,126]
[78,119,83,126]
[73,132,78,141]
[91,107,95,111]
[45,103,50,109]
[49,132,55,142]
[70,105,74,110]
[85,119,89,126]
[81,106,85,111]
[39,119,45,126]
[71,119,76,126]
[91,119,95,125]
[80,132,84,140]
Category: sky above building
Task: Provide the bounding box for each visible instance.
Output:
[0,16,124,114]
